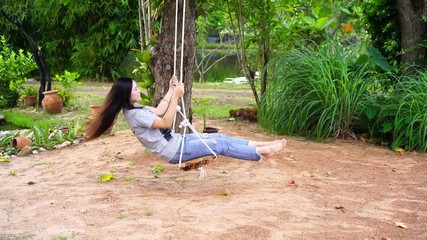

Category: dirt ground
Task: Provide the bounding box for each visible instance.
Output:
[0,116,426,240]
[1,82,427,239]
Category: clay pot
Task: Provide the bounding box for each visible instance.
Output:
[23,96,37,107]
[203,127,219,133]
[13,136,33,149]
[89,104,113,135]
[42,90,63,114]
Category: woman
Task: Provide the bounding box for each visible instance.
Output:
[85,76,286,164]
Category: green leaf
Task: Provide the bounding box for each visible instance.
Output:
[382,122,393,133]
[138,77,154,88]
[141,51,151,62]
[316,17,333,30]
[136,51,151,63]
[301,16,316,26]
[365,106,378,120]
[367,46,391,73]
[0,157,11,162]
[98,172,116,183]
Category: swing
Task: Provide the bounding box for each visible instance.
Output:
[172,0,217,178]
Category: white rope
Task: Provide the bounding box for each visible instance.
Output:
[173,0,179,76]
[198,167,208,179]
[172,0,179,132]
[177,109,217,168]
[178,0,187,121]
[171,0,217,171]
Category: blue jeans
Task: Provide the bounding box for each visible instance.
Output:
[169,133,262,164]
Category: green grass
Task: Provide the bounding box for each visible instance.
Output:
[377,71,427,151]
[2,92,128,132]
[260,42,375,140]
[3,82,254,133]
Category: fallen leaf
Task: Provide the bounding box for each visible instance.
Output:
[393,147,405,153]
[98,173,115,183]
[0,158,11,162]
[216,188,230,196]
[335,206,345,213]
[395,221,407,228]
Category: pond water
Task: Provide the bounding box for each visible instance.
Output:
[119,51,243,83]
[194,53,243,82]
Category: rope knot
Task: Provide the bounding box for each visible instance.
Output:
[179,118,191,128]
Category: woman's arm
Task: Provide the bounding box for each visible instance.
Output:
[151,75,178,116]
[151,81,184,129]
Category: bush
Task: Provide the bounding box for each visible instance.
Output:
[53,70,81,106]
[20,86,38,97]
[260,42,376,140]
[376,71,427,152]
[0,35,37,108]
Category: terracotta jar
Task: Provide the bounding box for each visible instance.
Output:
[89,104,113,134]
[13,136,33,149]
[23,96,37,107]
[42,90,63,114]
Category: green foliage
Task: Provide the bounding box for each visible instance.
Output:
[31,120,82,149]
[1,1,139,80]
[361,0,400,68]
[0,134,16,148]
[124,175,135,182]
[151,164,165,178]
[53,70,81,106]
[145,210,153,216]
[20,86,38,97]
[192,97,214,129]
[260,42,376,140]
[32,125,54,148]
[376,71,427,152]
[0,158,11,162]
[0,133,18,156]
[2,109,64,130]
[132,50,155,105]
[0,35,37,108]
[98,171,116,183]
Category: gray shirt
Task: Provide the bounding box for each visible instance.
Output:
[123,105,182,161]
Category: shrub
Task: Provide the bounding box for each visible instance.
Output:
[0,36,37,108]
[53,70,81,106]
[260,42,376,140]
[376,71,427,152]
[20,86,38,97]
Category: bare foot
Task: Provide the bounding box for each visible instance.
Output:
[258,140,284,158]
[281,139,287,147]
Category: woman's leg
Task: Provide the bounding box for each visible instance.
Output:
[170,133,258,163]
[248,139,287,147]
[169,133,286,164]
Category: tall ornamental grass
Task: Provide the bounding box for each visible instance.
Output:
[260,43,374,140]
[377,72,427,151]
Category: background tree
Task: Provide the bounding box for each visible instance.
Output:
[396,0,427,65]
[1,9,52,107]
[1,0,139,81]
[226,0,274,107]
[363,0,427,70]
[194,12,235,83]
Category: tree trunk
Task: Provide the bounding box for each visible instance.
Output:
[396,0,427,64]
[149,0,197,133]
[1,10,52,107]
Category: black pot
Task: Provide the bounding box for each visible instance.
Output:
[203,127,219,133]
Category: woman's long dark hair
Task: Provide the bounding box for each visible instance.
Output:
[85,77,135,140]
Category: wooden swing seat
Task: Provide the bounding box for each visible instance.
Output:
[179,155,216,171]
